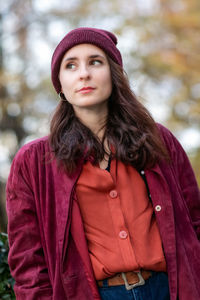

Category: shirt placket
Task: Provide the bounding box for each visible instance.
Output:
[107,185,139,270]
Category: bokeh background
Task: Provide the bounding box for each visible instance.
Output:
[0,0,200,232]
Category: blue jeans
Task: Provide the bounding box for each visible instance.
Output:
[98,271,170,300]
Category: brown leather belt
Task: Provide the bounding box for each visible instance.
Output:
[97,270,152,290]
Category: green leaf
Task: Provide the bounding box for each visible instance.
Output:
[0,266,6,274]
[0,233,15,299]
[2,294,12,300]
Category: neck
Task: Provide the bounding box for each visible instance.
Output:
[74,105,108,140]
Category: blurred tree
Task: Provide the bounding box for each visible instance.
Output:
[131,0,200,181]
[0,0,56,230]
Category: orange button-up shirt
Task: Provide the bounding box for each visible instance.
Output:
[76,158,166,280]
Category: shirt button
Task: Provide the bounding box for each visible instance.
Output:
[155,205,162,212]
[140,170,145,175]
[119,231,128,239]
[109,190,118,198]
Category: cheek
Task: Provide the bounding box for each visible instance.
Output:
[96,65,111,81]
[59,74,73,92]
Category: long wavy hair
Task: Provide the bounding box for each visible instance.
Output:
[49,56,169,174]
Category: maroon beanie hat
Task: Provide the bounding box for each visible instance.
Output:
[51,27,123,94]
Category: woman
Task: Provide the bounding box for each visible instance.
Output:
[6,27,200,300]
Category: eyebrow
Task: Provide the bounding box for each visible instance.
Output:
[64,54,106,62]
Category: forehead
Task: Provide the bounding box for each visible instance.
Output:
[62,43,107,59]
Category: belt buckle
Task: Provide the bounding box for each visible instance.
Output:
[121,271,145,291]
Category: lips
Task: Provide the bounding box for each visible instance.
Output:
[77,87,95,93]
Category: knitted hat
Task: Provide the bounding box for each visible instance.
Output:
[51,27,123,94]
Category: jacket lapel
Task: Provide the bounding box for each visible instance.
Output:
[52,158,83,263]
[145,163,177,299]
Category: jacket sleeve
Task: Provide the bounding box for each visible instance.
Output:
[6,148,53,300]
[159,124,200,239]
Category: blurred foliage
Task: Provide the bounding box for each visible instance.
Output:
[0,0,200,231]
[135,0,200,182]
[140,0,200,128]
[0,232,15,299]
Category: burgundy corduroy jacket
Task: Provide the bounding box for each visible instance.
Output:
[6,125,200,300]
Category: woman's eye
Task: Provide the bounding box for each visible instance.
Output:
[91,60,102,66]
[66,63,76,69]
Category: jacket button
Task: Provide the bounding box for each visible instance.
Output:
[119,231,128,239]
[155,205,162,212]
[109,190,118,198]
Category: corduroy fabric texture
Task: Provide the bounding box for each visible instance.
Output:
[51,27,123,94]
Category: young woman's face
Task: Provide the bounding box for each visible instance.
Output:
[59,43,112,115]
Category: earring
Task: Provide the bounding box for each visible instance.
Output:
[58,92,67,101]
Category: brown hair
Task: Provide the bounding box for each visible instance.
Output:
[49,57,169,173]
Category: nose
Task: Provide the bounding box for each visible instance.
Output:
[79,63,90,80]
